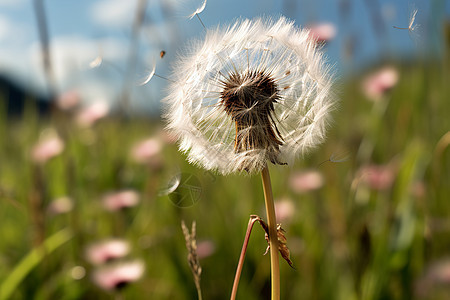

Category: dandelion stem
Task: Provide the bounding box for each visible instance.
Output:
[261,165,280,300]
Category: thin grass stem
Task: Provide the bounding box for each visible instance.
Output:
[230,215,259,300]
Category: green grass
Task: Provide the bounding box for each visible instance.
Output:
[0,57,449,300]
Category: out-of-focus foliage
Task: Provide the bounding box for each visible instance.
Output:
[0,3,449,298]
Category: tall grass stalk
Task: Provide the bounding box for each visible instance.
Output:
[231,215,259,300]
[0,228,73,300]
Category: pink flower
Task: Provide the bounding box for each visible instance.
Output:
[47,196,73,215]
[75,101,109,127]
[130,138,162,163]
[197,240,216,259]
[31,133,64,163]
[362,66,399,101]
[56,89,80,110]
[275,198,295,223]
[85,239,130,265]
[102,190,140,211]
[307,23,337,43]
[411,181,426,198]
[426,260,450,283]
[92,261,145,290]
[358,164,396,191]
[415,259,450,297]
[289,170,324,193]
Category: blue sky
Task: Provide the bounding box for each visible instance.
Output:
[0,0,448,114]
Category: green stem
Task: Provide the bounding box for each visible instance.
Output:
[0,228,73,300]
[261,165,280,300]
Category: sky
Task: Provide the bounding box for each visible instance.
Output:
[0,0,449,115]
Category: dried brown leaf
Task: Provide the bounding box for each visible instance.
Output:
[256,218,295,268]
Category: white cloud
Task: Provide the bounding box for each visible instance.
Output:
[0,0,25,7]
[0,35,129,104]
[90,0,138,28]
[0,15,12,41]
[27,35,127,85]
[0,14,29,43]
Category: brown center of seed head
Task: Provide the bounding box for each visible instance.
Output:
[219,70,286,166]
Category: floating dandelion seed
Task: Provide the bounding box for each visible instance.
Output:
[188,0,207,19]
[317,151,350,167]
[164,17,336,174]
[329,152,349,163]
[393,8,418,32]
[393,7,421,45]
[158,173,181,196]
[89,55,103,68]
[188,0,207,30]
[137,62,156,86]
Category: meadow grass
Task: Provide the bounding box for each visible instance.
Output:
[0,58,449,299]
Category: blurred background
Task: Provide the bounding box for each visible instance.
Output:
[0,0,449,299]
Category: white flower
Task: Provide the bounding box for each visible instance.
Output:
[164,17,336,174]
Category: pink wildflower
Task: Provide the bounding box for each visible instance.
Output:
[92,261,145,290]
[31,133,64,163]
[76,101,109,127]
[56,89,80,110]
[47,196,73,215]
[289,170,324,193]
[130,138,162,163]
[362,66,399,101]
[86,239,130,265]
[275,198,295,223]
[358,164,396,190]
[307,23,337,43]
[197,240,216,259]
[102,190,140,211]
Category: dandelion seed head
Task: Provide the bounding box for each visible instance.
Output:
[164,17,336,174]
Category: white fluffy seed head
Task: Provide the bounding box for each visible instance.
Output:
[164,16,337,175]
